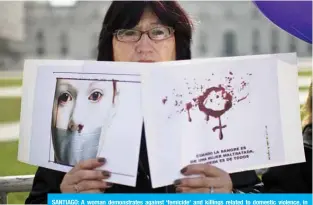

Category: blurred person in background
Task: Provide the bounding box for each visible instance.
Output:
[25,1,263,203]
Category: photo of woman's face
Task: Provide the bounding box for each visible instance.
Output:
[51,78,118,166]
[52,79,115,132]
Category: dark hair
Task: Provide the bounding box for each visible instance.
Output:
[97,1,193,61]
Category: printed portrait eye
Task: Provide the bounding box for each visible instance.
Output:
[88,91,103,102]
[58,92,72,105]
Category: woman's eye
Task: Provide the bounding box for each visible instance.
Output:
[58,93,72,105]
[119,29,138,36]
[152,29,165,35]
[88,91,103,102]
[124,30,137,36]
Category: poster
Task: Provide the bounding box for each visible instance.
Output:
[18,60,143,187]
[141,53,305,188]
[18,53,305,188]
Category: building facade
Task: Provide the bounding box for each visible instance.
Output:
[24,1,312,61]
[0,1,25,71]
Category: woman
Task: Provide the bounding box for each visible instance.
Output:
[25,1,261,202]
[261,82,312,193]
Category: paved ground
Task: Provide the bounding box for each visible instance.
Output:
[0,122,20,142]
[299,77,312,87]
[0,86,22,97]
[0,71,23,79]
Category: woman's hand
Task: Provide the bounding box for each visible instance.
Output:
[174,163,233,193]
[60,158,113,193]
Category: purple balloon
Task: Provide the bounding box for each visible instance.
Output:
[253,1,312,44]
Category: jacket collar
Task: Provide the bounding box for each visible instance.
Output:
[303,123,312,147]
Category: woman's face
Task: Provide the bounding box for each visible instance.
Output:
[52,79,117,133]
[112,8,176,62]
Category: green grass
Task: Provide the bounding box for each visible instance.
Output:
[298,70,312,77]
[299,86,309,92]
[0,141,37,204]
[0,97,21,123]
[0,97,31,203]
[0,78,22,87]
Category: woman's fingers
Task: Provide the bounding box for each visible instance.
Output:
[181,163,226,177]
[173,164,233,194]
[174,176,223,188]
[76,180,113,192]
[176,186,228,193]
[70,158,106,174]
[68,169,111,185]
[60,158,111,193]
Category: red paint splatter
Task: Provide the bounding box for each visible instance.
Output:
[225,76,234,84]
[241,81,247,87]
[237,94,249,102]
[162,96,168,104]
[213,117,227,140]
[196,85,232,140]
[239,81,248,91]
[112,80,117,104]
[161,72,253,140]
[186,102,193,122]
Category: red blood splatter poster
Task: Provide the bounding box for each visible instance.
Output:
[161,71,251,140]
[142,54,304,188]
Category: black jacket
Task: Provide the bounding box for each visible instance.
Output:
[25,127,262,204]
[261,123,312,193]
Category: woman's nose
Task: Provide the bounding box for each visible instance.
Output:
[68,120,84,133]
[69,99,85,133]
[135,34,153,53]
[78,124,84,133]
